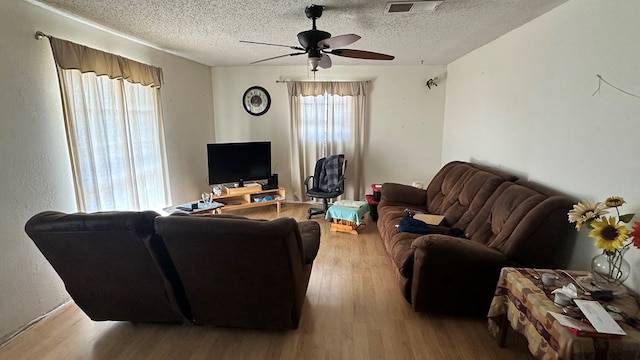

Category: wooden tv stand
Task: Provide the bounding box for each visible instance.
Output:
[213,185,285,214]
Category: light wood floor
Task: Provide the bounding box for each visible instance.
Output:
[0,203,535,360]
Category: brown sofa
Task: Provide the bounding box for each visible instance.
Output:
[155,214,320,329]
[25,211,321,329]
[377,161,573,315]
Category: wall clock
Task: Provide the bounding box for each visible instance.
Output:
[242,86,271,116]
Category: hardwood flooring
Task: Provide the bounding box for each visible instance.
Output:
[0,203,534,360]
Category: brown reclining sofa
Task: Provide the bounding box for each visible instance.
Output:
[25,211,320,329]
[377,161,573,315]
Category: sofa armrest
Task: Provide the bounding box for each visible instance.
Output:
[379,182,428,208]
[410,235,509,314]
[297,220,321,264]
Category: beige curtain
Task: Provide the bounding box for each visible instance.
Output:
[287,81,369,202]
[49,37,163,87]
[48,37,170,212]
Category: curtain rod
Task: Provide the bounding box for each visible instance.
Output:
[275,80,371,83]
[35,31,51,40]
[32,33,376,81]
[33,33,375,82]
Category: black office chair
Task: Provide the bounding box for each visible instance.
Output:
[304,154,347,219]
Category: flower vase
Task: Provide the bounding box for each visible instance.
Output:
[591,247,631,291]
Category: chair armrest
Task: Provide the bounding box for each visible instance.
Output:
[410,235,509,314]
[304,175,314,191]
[379,182,428,208]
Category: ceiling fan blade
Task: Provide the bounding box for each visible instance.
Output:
[317,34,361,49]
[319,54,332,69]
[250,52,306,64]
[240,40,305,52]
[328,49,395,60]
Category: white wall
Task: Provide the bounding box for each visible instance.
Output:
[212,65,447,200]
[443,0,640,290]
[0,0,214,342]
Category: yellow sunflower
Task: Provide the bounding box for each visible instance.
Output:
[605,196,626,208]
[589,216,629,251]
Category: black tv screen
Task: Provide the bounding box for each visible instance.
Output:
[207,141,272,185]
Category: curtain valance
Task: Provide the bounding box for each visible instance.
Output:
[49,37,163,88]
[287,81,368,96]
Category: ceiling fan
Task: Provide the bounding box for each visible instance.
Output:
[240,4,395,71]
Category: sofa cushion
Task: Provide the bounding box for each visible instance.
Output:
[496,181,573,267]
[426,161,515,229]
[464,181,573,267]
[387,232,422,278]
[464,182,522,246]
[155,215,319,329]
[376,204,407,239]
[487,184,545,249]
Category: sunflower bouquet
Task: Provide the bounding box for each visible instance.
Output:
[568,196,640,287]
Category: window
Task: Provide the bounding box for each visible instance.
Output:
[60,70,169,212]
[300,95,351,143]
[47,36,170,212]
[287,81,369,201]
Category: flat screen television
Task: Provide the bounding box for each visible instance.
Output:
[207,141,272,185]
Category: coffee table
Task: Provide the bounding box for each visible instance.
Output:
[488,267,640,359]
[162,200,223,215]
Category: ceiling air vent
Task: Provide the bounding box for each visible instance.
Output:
[384,1,443,14]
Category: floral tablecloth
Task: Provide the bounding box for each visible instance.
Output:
[488,267,640,360]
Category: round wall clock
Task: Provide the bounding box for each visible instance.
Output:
[242,86,271,116]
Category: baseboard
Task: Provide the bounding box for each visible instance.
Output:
[0,299,71,349]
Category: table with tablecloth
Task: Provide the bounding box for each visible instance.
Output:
[325,200,369,235]
[488,267,640,359]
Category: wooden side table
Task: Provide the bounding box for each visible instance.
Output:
[163,187,286,215]
[488,267,640,360]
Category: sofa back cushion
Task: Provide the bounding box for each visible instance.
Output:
[154,215,315,329]
[426,161,516,229]
[24,210,190,323]
[465,181,573,267]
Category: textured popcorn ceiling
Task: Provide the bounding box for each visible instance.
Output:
[29,0,569,67]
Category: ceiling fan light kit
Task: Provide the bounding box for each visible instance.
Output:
[240,4,394,72]
[308,57,320,72]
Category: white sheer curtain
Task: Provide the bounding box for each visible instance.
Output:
[49,37,170,212]
[287,81,369,201]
